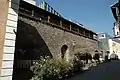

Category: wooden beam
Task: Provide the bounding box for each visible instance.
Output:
[77,27,79,33]
[48,16,50,23]
[70,25,71,31]
[60,20,62,27]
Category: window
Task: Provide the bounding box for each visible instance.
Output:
[101,34,104,37]
[98,34,105,39]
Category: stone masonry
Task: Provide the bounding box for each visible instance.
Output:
[17,16,98,61]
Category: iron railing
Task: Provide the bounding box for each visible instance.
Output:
[14,60,32,69]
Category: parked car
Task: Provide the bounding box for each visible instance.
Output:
[115,53,120,59]
[110,53,118,60]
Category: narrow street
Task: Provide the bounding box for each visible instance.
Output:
[69,60,120,80]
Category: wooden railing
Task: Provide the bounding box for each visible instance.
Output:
[19,7,97,41]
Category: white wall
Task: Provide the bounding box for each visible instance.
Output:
[108,39,113,54]
[0,0,20,80]
[108,38,120,59]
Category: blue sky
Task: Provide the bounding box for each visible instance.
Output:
[37,0,117,36]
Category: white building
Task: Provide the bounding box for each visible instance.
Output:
[98,32,111,51]
[109,0,120,59]
[108,38,120,59]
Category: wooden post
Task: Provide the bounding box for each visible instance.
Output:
[48,16,50,23]
[45,2,47,11]
[48,5,50,12]
[70,25,71,31]
[32,10,34,16]
[83,31,85,37]
[60,20,62,27]
[89,32,91,38]
[77,27,79,33]
[51,7,53,13]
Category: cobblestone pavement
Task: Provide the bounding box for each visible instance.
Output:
[68,60,120,80]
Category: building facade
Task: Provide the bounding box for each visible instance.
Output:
[111,0,120,37]
[109,0,120,58]
[109,38,120,54]
[98,33,111,51]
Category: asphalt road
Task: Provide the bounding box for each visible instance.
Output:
[68,60,120,80]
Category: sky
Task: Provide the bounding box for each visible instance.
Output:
[37,0,117,36]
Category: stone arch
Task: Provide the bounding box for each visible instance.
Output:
[61,45,68,59]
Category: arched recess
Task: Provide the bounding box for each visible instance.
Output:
[61,45,68,59]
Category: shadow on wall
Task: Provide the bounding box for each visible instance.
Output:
[14,20,52,60]
[13,20,52,80]
[12,1,52,80]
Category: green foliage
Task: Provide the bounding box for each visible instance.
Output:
[30,56,73,80]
